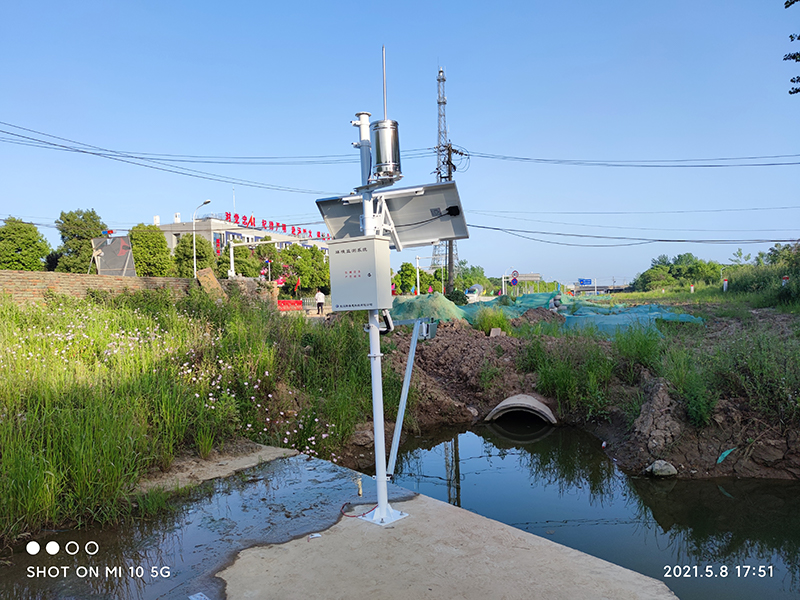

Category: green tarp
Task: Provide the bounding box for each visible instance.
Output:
[390,292,703,334]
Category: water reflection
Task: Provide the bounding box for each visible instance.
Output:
[0,456,415,600]
[392,414,800,600]
[631,477,800,587]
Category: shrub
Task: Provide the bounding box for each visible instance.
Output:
[445,289,468,306]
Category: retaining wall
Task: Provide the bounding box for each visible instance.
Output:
[0,270,196,304]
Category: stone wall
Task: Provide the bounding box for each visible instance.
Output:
[0,270,196,304]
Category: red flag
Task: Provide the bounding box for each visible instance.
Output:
[293,277,301,291]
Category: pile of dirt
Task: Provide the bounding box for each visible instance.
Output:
[509,307,566,327]
[387,320,534,419]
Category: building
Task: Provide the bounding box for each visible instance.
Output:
[156,212,330,257]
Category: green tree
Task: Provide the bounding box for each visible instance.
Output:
[253,239,280,266]
[730,248,752,266]
[651,254,671,268]
[393,262,418,294]
[454,261,492,292]
[53,209,107,273]
[129,224,173,277]
[766,242,800,266]
[633,265,676,291]
[215,243,259,278]
[173,234,215,278]
[687,259,722,284]
[277,244,329,296]
[787,0,800,94]
[0,218,51,271]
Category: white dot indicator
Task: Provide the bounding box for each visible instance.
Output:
[26,541,41,555]
[45,541,60,555]
[65,541,80,555]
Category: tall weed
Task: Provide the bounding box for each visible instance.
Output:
[612,326,662,384]
[519,338,614,418]
[473,307,512,335]
[662,346,715,426]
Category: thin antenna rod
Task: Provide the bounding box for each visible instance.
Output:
[382,46,387,120]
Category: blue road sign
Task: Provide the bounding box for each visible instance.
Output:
[511,278,518,286]
[578,278,592,286]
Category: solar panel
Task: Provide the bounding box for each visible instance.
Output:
[316,181,469,251]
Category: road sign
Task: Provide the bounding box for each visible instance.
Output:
[578,278,592,286]
[511,270,519,278]
[511,278,518,286]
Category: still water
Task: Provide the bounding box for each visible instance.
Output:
[0,456,414,600]
[392,415,800,600]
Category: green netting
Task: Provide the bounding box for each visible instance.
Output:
[561,301,704,335]
[390,292,703,334]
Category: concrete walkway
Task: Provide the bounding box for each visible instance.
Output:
[218,492,676,600]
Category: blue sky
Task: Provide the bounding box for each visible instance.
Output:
[1,1,797,284]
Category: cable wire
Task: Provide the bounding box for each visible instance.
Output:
[468,223,800,247]
[470,151,800,168]
[0,122,344,195]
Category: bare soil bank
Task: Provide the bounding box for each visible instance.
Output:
[339,308,800,480]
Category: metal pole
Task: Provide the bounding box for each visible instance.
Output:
[193,199,211,278]
[415,256,420,295]
[387,319,421,476]
[353,111,401,525]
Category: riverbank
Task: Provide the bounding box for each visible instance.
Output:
[346,304,800,480]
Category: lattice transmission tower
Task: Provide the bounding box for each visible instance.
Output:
[430,67,459,292]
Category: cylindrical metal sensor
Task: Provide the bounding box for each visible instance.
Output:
[370,119,401,179]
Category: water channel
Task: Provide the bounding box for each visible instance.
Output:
[392,415,800,600]
[2,417,799,599]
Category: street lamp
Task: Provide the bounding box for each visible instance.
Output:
[193,199,211,278]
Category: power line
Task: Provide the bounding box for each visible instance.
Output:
[468,223,800,246]
[475,205,800,216]
[0,135,436,165]
[470,151,800,168]
[470,210,800,233]
[0,122,344,195]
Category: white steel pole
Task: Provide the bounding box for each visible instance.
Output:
[354,111,399,525]
[415,256,421,295]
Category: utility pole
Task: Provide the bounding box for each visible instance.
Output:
[433,67,459,294]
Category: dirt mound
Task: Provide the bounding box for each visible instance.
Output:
[510,307,566,327]
[387,320,536,423]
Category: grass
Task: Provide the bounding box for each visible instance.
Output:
[512,294,800,429]
[517,337,614,418]
[478,360,502,392]
[662,346,715,426]
[708,329,800,423]
[473,307,512,335]
[612,326,662,385]
[0,288,401,546]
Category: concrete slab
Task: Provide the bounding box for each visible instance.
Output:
[218,493,675,600]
